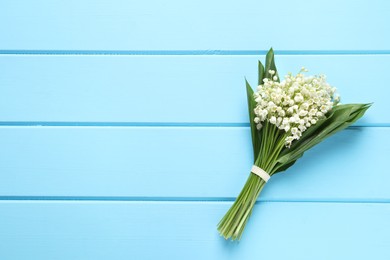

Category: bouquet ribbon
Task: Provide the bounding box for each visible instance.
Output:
[251,165,270,182]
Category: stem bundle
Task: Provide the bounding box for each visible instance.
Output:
[218,122,287,240]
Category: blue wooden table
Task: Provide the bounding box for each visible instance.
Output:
[0,0,389,259]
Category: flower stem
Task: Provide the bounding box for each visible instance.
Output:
[217,173,266,240]
[217,122,288,240]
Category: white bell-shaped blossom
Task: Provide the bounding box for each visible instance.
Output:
[253,69,339,147]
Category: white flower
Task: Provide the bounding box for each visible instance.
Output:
[287,107,294,114]
[334,95,341,104]
[320,105,328,113]
[285,136,294,148]
[294,93,304,103]
[299,110,308,117]
[298,125,307,132]
[309,108,317,116]
[253,68,339,147]
[301,102,309,110]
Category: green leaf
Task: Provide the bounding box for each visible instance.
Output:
[264,48,280,82]
[246,79,261,160]
[274,158,300,174]
[258,60,265,85]
[274,103,371,173]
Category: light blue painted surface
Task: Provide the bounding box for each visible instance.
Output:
[0,201,389,260]
[0,0,389,50]
[0,127,388,201]
[0,55,386,124]
[0,0,389,259]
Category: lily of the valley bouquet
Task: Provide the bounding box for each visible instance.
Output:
[217,49,371,240]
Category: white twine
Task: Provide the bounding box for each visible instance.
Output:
[251,165,270,182]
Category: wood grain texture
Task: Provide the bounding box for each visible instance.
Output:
[0,0,389,50]
[0,126,387,200]
[0,201,389,260]
[1,0,389,258]
[0,55,386,124]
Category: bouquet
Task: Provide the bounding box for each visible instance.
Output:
[217,48,371,240]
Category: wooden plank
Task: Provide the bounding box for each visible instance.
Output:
[0,201,389,259]
[0,55,386,124]
[0,0,389,50]
[0,126,388,200]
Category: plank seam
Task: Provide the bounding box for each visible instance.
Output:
[1,50,390,56]
[0,122,387,127]
[0,196,389,204]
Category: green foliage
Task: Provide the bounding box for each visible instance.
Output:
[218,48,371,241]
[258,60,265,85]
[274,103,371,173]
[264,48,279,82]
[246,80,261,161]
